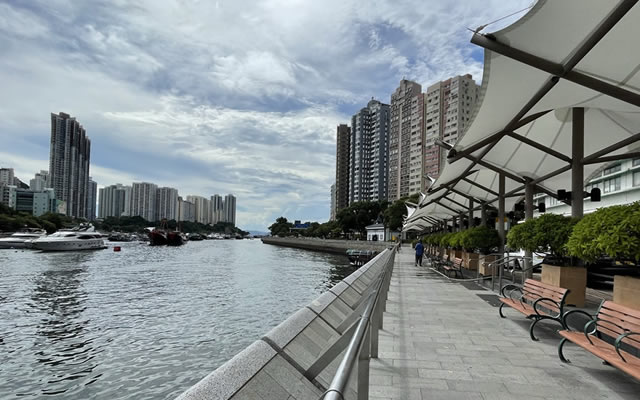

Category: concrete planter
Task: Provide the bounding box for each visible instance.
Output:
[478,255,498,276]
[455,249,463,259]
[438,247,445,259]
[541,264,587,307]
[463,252,479,270]
[613,275,640,311]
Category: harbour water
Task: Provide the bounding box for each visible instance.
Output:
[0,240,354,399]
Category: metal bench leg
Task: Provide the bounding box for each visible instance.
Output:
[498,303,508,318]
[558,338,571,363]
[529,318,541,341]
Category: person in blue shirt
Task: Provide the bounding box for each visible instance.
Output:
[415,240,424,267]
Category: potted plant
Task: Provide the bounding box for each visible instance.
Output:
[567,202,640,310]
[507,214,583,306]
[463,226,501,273]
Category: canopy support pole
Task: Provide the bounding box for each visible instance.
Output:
[572,108,584,218]
[524,179,535,279]
[459,212,465,231]
[452,216,457,233]
[468,199,474,228]
[481,202,487,226]
[498,174,505,257]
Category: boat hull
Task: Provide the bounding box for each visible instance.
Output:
[33,239,106,251]
[0,240,34,249]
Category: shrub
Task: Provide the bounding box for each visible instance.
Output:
[567,203,640,263]
[439,232,453,247]
[463,226,501,254]
[507,214,579,263]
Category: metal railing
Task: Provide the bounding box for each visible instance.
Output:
[316,247,395,400]
[488,255,537,291]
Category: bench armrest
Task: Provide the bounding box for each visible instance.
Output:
[561,309,594,331]
[583,319,630,346]
[614,332,640,362]
[532,297,562,318]
[500,284,522,298]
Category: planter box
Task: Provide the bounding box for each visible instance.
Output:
[463,252,479,270]
[613,275,640,311]
[455,250,463,259]
[541,264,587,307]
[478,255,498,276]
[438,247,445,259]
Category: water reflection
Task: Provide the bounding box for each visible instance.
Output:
[28,253,100,396]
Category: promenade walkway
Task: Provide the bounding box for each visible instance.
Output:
[369,250,640,400]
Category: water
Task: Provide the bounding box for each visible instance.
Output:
[0,240,354,399]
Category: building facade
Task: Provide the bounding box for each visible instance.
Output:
[534,158,640,216]
[156,186,179,221]
[187,195,210,224]
[0,168,15,186]
[130,182,158,221]
[223,194,236,225]
[49,112,91,218]
[388,80,422,200]
[424,74,479,181]
[210,194,224,224]
[335,124,351,212]
[330,183,336,221]
[178,197,196,222]
[98,184,130,219]
[349,99,390,203]
[87,178,97,221]
[29,170,50,191]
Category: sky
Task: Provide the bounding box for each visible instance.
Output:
[0,0,533,231]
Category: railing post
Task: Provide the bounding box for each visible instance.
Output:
[357,327,371,400]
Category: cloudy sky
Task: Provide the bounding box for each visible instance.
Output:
[0,0,532,230]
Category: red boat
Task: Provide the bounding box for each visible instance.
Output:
[148,229,168,246]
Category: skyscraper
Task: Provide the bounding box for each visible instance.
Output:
[87,178,97,220]
[388,80,423,200]
[223,194,236,225]
[178,196,196,222]
[49,112,91,218]
[335,124,350,211]
[187,195,210,224]
[210,194,224,224]
[424,74,479,181]
[330,183,336,221]
[98,184,130,218]
[156,187,179,221]
[130,182,158,221]
[349,99,390,203]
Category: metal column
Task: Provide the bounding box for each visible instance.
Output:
[481,201,487,226]
[468,199,474,228]
[459,212,465,231]
[498,174,505,256]
[524,180,534,279]
[572,108,584,218]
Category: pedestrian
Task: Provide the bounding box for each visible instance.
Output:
[397,237,401,252]
[415,240,424,267]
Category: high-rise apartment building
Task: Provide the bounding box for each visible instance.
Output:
[130,182,158,221]
[424,74,479,180]
[210,194,224,224]
[388,80,423,200]
[349,99,390,203]
[49,112,91,218]
[0,168,15,186]
[330,183,336,221]
[178,196,196,222]
[29,170,50,191]
[223,194,236,226]
[98,184,130,218]
[87,178,97,220]
[187,195,210,224]
[335,124,351,211]
[156,187,179,221]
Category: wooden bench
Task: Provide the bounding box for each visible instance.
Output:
[558,300,640,380]
[442,257,464,279]
[499,279,569,341]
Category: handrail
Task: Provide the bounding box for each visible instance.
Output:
[319,246,395,400]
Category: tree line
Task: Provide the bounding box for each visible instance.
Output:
[269,193,420,238]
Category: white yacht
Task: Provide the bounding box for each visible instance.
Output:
[32,225,106,251]
[0,230,47,249]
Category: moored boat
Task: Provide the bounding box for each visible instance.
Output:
[31,225,105,251]
[0,229,47,249]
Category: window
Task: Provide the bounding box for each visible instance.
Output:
[603,164,621,175]
[633,158,640,167]
[634,171,640,187]
[603,176,621,193]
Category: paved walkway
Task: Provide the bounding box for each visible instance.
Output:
[369,250,640,400]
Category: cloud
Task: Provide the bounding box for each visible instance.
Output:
[0,0,533,229]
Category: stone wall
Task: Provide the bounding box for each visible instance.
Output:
[176,249,395,400]
[260,237,391,255]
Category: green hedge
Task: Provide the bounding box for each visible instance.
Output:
[506,213,578,259]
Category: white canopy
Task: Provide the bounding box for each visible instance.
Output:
[406,0,640,230]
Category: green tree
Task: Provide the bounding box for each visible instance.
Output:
[383,193,420,231]
[269,217,293,236]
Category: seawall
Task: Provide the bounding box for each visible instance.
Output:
[260,237,391,254]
